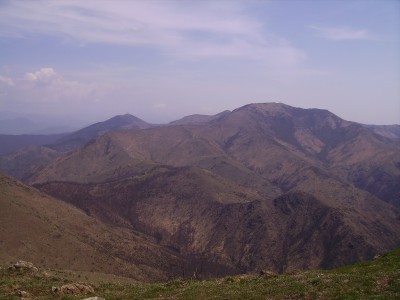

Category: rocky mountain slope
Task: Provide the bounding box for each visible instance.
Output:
[23,103,400,277]
[36,167,400,274]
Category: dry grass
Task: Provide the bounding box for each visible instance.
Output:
[1,248,399,299]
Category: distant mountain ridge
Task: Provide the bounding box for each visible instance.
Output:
[0,133,66,155]
[50,113,151,151]
[1,105,398,156]
[362,124,400,140]
[0,114,77,135]
[0,117,39,135]
[0,114,152,177]
[169,110,231,125]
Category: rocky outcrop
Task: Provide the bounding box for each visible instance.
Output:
[8,260,38,273]
[52,283,95,296]
[16,290,31,299]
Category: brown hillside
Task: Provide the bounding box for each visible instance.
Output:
[0,173,192,282]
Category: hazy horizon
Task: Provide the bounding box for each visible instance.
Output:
[0,0,399,126]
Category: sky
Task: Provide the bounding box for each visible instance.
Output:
[0,0,399,126]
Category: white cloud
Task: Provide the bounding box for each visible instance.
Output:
[0,0,305,65]
[308,25,376,41]
[1,67,96,103]
[25,68,58,82]
[0,75,14,86]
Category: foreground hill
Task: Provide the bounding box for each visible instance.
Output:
[0,173,192,282]
[1,248,399,299]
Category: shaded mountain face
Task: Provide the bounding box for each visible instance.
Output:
[36,166,400,274]
[28,102,400,276]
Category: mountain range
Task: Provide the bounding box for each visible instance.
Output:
[1,102,399,280]
[0,112,77,135]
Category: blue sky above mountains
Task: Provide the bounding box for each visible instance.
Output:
[0,0,398,125]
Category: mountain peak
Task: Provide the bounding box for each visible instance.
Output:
[50,113,150,151]
[235,102,296,116]
[234,102,350,128]
[112,113,139,120]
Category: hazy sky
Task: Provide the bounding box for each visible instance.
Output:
[0,0,399,125]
